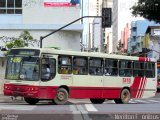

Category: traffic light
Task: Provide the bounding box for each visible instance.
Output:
[142,48,151,53]
[102,8,112,28]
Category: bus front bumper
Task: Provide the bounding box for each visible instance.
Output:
[4,84,39,98]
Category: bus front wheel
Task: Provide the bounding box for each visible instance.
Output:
[24,97,39,105]
[53,88,69,105]
[90,98,105,104]
[114,88,130,104]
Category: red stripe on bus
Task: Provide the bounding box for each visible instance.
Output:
[69,87,121,99]
[131,77,142,98]
[138,77,146,98]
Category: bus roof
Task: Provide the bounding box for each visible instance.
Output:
[40,48,156,62]
[11,48,157,62]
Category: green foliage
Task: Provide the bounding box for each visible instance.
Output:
[5,31,37,49]
[131,0,160,23]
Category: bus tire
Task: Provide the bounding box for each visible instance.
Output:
[114,88,130,104]
[24,97,39,105]
[53,88,69,105]
[90,98,105,104]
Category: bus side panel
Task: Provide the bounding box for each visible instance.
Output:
[141,78,157,98]
[38,86,58,99]
[130,77,144,98]
[70,75,103,98]
[69,87,103,99]
[102,88,121,99]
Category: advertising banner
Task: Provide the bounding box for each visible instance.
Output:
[44,0,80,7]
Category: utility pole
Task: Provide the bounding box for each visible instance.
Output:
[40,16,104,48]
[40,14,110,48]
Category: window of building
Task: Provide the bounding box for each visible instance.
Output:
[145,63,155,78]
[89,58,103,76]
[119,60,132,77]
[58,56,72,74]
[104,59,118,76]
[133,62,145,77]
[73,57,88,75]
[0,0,22,14]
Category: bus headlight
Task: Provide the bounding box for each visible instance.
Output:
[4,86,10,90]
[27,87,38,91]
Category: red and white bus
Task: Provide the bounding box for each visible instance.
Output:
[157,61,160,91]
[4,48,157,105]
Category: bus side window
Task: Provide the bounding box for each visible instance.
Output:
[105,59,118,76]
[89,58,103,76]
[133,62,145,77]
[119,60,132,77]
[145,62,155,78]
[73,57,88,75]
[58,56,72,74]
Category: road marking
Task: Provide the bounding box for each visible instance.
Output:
[77,105,92,120]
[129,101,138,103]
[134,100,150,103]
[0,105,36,110]
[148,100,160,103]
[70,105,80,114]
[85,104,97,112]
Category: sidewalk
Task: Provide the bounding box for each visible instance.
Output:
[0,94,24,103]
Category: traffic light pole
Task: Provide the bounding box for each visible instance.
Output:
[40,16,103,48]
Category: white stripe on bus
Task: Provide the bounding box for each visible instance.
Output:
[141,77,147,98]
[139,77,146,98]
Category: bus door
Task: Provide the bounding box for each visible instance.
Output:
[39,55,56,99]
[103,59,119,98]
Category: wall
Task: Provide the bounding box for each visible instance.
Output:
[23,0,81,24]
[0,29,81,51]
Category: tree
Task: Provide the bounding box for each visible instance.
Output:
[1,31,39,50]
[131,0,160,23]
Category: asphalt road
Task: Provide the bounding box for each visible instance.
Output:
[0,94,160,120]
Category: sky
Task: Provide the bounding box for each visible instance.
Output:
[118,0,143,39]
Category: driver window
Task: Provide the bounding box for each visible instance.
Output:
[41,58,56,80]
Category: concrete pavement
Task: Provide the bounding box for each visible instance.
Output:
[0,92,159,104]
[0,94,24,103]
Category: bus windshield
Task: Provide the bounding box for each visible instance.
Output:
[6,56,39,81]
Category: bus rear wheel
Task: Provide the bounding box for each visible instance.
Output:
[114,88,130,104]
[90,98,105,104]
[24,97,39,105]
[53,88,69,105]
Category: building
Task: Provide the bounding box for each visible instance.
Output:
[102,0,112,53]
[84,0,112,53]
[0,0,83,50]
[145,26,160,60]
[112,0,139,53]
[130,20,159,55]
[120,23,131,53]
[0,0,83,93]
